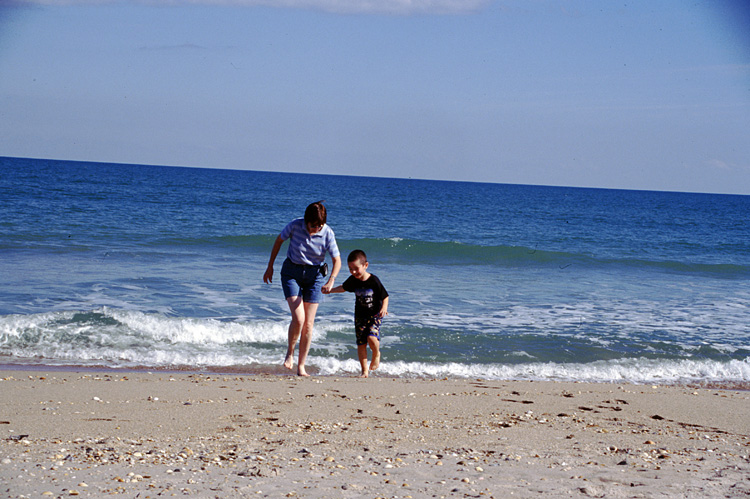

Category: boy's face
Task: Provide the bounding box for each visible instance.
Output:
[347,259,369,281]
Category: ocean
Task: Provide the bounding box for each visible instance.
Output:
[2,156,749,384]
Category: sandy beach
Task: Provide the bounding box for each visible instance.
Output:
[1,370,749,498]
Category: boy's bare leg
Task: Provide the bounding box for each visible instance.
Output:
[295,302,319,377]
[284,297,305,370]
[369,336,380,371]
[357,344,369,377]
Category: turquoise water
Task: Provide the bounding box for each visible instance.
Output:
[2,156,749,383]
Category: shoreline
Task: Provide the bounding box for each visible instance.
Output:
[2,369,749,498]
[2,362,750,392]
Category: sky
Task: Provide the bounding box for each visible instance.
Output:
[1,1,749,194]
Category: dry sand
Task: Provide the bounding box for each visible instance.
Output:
[1,369,749,498]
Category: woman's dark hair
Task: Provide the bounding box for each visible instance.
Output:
[304,200,327,227]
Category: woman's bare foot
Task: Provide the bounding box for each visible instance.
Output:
[359,370,369,378]
[283,355,294,370]
[297,366,310,377]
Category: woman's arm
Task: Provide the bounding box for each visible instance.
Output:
[263,235,284,284]
[322,255,342,294]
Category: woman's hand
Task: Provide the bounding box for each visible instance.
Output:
[264,236,284,284]
[322,256,342,294]
[321,278,335,294]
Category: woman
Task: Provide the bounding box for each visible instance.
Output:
[263,201,341,376]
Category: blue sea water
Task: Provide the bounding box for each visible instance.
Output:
[2,156,749,384]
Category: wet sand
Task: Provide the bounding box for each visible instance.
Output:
[1,370,749,498]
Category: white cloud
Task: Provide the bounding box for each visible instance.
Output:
[705,159,750,173]
[10,0,490,15]
[706,159,731,171]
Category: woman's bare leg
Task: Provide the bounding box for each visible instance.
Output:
[296,302,319,376]
[283,296,305,370]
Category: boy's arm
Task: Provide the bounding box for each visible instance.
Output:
[378,296,389,317]
[324,285,346,294]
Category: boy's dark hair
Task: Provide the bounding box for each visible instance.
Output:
[347,249,367,264]
[304,201,327,226]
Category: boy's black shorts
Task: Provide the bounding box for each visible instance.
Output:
[354,315,381,346]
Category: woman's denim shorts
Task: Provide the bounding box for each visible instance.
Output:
[280,258,326,303]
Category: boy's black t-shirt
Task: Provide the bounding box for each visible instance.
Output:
[342,274,389,319]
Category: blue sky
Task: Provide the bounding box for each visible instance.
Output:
[1,1,748,194]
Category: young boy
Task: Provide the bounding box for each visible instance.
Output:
[324,250,389,378]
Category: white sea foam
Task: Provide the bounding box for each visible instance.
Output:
[0,308,358,370]
[2,306,749,383]
[0,308,293,347]
[372,358,750,384]
[107,308,288,344]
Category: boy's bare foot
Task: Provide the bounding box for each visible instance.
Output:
[297,367,310,377]
[360,370,369,378]
[283,355,294,370]
[370,352,380,371]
